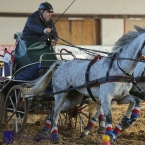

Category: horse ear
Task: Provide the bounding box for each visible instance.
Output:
[134,25,145,34]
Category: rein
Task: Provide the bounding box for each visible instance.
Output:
[25,76,132,101]
[54,35,145,63]
[47,29,145,101]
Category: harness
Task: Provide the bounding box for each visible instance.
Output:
[85,55,102,102]
[25,41,145,102]
[129,66,145,100]
[85,53,145,102]
[85,53,131,102]
[28,73,132,99]
[129,77,145,100]
[25,56,145,102]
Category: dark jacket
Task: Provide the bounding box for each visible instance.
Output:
[21,11,58,42]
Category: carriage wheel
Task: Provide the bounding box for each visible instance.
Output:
[4,85,28,133]
[58,101,93,133]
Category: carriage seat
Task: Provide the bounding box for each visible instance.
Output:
[14,32,57,70]
[13,31,58,82]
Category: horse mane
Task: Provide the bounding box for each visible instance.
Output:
[112,25,145,52]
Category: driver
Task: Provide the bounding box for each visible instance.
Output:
[21,2,58,46]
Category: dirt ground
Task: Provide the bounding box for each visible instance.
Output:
[0,103,145,145]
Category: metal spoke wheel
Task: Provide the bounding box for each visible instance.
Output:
[4,85,28,133]
[58,101,93,133]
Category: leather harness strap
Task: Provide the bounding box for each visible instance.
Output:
[129,76,145,100]
[85,55,102,102]
[85,54,116,102]
[39,75,132,97]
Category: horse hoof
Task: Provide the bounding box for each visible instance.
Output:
[80,132,88,138]
[108,134,116,145]
[97,127,105,136]
[111,139,116,145]
[52,136,62,144]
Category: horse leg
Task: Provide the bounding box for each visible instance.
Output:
[80,112,98,138]
[81,100,116,138]
[41,113,52,133]
[111,102,134,140]
[99,91,116,143]
[96,105,106,135]
[120,99,141,129]
[81,100,115,138]
[97,101,116,136]
[80,104,106,138]
[112,98,141,140]
[50,93,68,143]
[123,101,135,118]
[33,113,52,142]
[119,101,135,128]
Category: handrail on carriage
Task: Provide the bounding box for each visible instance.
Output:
[39,52,73,62]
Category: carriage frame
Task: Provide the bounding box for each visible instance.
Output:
[0,38,93,135]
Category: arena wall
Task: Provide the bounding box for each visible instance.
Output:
[0,0,145,49]
[0,0,145,15]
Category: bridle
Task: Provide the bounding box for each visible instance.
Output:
[116,40,145,93]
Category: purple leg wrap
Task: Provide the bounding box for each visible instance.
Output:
[106,124,113,135]
[85,118,97,130]
[50,127,59,141]
[112,124,122,138]
[131,105,140,119]
[42,120,51,132]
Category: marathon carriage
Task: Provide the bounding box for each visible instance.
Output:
[2,26,145,144]
[0,33,94,134]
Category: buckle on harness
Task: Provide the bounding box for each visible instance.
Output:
[131,78,143,93]
[135,84,143,93]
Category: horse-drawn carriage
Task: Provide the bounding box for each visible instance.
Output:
[0,33,93,135]
[1,26,145,144]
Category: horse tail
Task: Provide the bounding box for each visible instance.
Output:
[23,60,64,94]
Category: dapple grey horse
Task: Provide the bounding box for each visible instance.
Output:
[81,61,145,142]
[24,26,145,143]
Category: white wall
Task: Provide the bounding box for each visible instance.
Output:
[0,17,124,46]
[0,0,145,15]
[0,17,27,44]
[0,0,142,46]
[102,19,124,45]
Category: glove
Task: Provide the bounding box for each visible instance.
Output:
[51,39,56,46]
[43,28,53,34]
